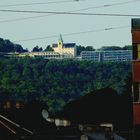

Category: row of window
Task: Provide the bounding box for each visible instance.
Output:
[81,51,132,61]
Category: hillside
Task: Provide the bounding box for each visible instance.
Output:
[0,58,131,112]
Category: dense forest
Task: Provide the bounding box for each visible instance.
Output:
[0,57,131,112]
[0,38,27,53]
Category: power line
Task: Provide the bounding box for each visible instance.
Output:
[0,0,139,23]
[0,0,139,8]
[0,0,81,7]
[71,0,140,11]
[102,0,140,7]
[0,9,140,17]
[14,25,130,43]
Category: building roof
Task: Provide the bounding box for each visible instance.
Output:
[52,44,58,48]
[63,43,76,48]
[52,43,76,48]
[52,87,133,130]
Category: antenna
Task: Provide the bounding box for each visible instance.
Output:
[41,109,49,120]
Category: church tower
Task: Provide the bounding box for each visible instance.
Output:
[52,34,76,58]
[58,34,63,48]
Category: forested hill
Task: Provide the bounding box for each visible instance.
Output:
[0,58,131,112]
[0,38,27,52]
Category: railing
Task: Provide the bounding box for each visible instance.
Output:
[0,114,33,138]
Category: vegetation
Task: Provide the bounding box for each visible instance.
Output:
[44,45,54,51]
[0,37,132,53]
[0,58,131,112]
[76,45,95,56]
[0,37,132,112]
[32,46,43,52]
[0,38,27,53]
[122,45,132,50]
[99,45,132,51]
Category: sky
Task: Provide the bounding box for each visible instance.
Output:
[0,0,140,51]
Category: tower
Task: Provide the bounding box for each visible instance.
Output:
[52,34,76,58]
[58,34,63,48]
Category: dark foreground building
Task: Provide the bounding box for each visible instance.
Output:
[0,87,133,140]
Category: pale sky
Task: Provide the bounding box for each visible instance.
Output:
[0,0,140,51]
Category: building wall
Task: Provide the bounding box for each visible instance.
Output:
[18,51,61,59]
[53,42,76,57]
[52,35,77,58]
[132,18,140,103]
[81,51,101,61]
[80,50,132,62]
[0,101,24,109]
[102,50,132,62]
[133,103,140,125]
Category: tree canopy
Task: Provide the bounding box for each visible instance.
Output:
[44,45,54,51]
[0,38,27,53]
[32,46,43,52]
[0,58,131,112]
[76,45,95,56]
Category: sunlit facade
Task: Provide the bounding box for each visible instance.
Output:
[52,34,77,58]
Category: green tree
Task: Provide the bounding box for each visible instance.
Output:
[122,45,132,50]
[0,38,26,52]
[76,45,95,56]
[85,46,95,51]
[32,46,42,52]
[44,45,54,51]
[0,58,131,112]
[100,46,122,51]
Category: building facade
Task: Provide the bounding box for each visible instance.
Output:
[101,50,132,62]
[9,35,77,59]
[80,50,132,62]
[18,51,61,59]
[81,51,101,61]
[52,34,77,58]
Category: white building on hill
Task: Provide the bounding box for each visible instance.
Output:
[52,34,77,58]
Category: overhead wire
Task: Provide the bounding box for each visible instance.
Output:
[0,0,140,23]
[0,0,84,7]
[0,9,140,17]
[0,0,139,7]
[0,1,134,44]
[14,25,130,43]
[69,0,140,12]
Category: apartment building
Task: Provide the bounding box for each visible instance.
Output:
[80,50,132,62]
